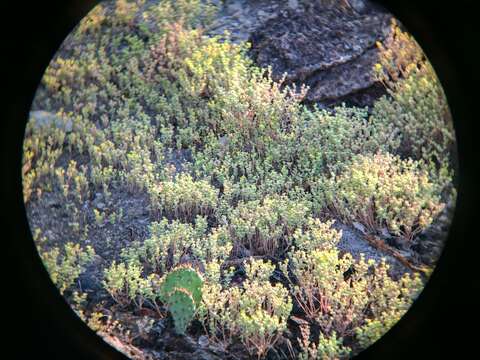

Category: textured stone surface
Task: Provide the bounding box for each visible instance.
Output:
[207,0,283,43]
[335,221,414,279]
[336,222,384,263]
[207,0,416,108]
[250,4,391,82]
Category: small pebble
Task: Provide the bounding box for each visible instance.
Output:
[198,335,209,348]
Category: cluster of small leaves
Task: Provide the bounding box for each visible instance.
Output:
[149,173,219,221]
[372,19,455,170]
[41,242,95,295]
[283,242,422,356]
[22,111,69,203]
[102,261,157,309]
[298,327,351,360]
[121,216,232,275]
[326,152,445,242]
[228,194,310,256]
[288,105,398,184]
[198,258,292,358]
[292,218,342,253]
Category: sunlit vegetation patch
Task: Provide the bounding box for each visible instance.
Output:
[24,1,455,359]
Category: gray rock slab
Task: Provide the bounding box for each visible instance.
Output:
[334,221,385,263]
[208,0,422,108]
[30,110,73,133]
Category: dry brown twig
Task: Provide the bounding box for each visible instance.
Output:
[363,234,430,274]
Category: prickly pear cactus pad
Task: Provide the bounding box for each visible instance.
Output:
[159,266,203,307]
[23,0,457,359]
[167,288,196,335]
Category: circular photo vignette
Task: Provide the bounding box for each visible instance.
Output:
[21,1,458,359]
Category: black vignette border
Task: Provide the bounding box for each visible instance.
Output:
[3,1,127,359]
